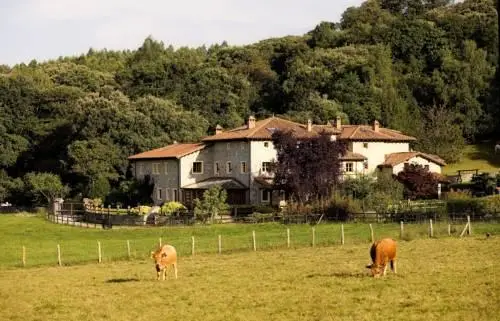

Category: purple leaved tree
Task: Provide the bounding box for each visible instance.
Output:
[271,130,347,204]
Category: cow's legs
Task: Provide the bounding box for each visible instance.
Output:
[391,260,397,274]
[162,267,167,280]
[383,264,388,276]
[173,263,178,279]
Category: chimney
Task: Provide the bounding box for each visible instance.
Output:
[307,119,312,132]
[215,124,223,135]
[373,120,380,132]
[335,116,342,130]
[247,115,256,129]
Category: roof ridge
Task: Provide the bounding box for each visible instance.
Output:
[246,117,274,137]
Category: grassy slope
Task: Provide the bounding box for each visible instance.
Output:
[1,214,500,269]
[443,143,500,175]
[0,238,499,321]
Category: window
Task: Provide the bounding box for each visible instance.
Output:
[240,161,247,173]
[241,143,246,150]
[261,162,271,173]
[264,142,269,148]
[173,189,178,202]
[214,162,220,175]
[156,188,162,200]
[164,162,168,174]
[227,142,231,150]
[363,142,369,149]
[345,162,354,172]
[192,162,203,174]
[152,163,160,175]
[138,163,144,175]
[261,190,271,203]
[424,165,430,171]
[226,162,232,174]
[364,161,368,170]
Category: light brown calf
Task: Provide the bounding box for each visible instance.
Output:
[150,244,178,280]
[366,238,397,278]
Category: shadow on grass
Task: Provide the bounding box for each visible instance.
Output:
[106,278,140,283]
[306,271,367,278]
[467,143,500,168]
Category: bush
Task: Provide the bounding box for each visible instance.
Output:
[252,205,276,214]
[482,195,500,217]
[160,201,186,216]
[323,196,363,221]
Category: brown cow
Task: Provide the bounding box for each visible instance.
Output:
[366,238,397,278]
[150,244,178,280]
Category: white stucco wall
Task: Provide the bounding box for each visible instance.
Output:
[249,140,278,203]
[392,156,442,174]
[351,142,410,173]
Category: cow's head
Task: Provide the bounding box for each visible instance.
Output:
[366,263,383,278]
[151,250,167,271]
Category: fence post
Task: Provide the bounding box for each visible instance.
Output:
[429,219,433,238]
[218,235,222,254]
[341,224,345,245]
[400,221,404,239]
[127,240,131,259]
[467,215,472,235]
[22,246,26,267]
[369,224,374,243]
[192,236,195,256]
[287,228,290,248]
[97,241,102,263]
[57,244,62,266]
[312,227,316,247]
[252,230,256,251]
[159,237,162,247]
[448,224,451,236]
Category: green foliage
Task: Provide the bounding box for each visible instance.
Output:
[25,172,69,205]
[0,0,499,206]
[160,201,187,216]
[193,185,229,223]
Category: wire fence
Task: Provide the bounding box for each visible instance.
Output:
[4,216,497,269]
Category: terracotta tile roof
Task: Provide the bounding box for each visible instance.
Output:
[203,116,415,142]
[340,151,367,161]
[128,143,206,160]
[202,116,340,142]
[382,152,447,167]
[339,125,416,142]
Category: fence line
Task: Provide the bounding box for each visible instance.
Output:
[8,220,486,269]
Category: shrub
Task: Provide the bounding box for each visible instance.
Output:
[160,201,186,216]
[323,196,363,221]
[445,190,472,200]
[253,205,276,214]
[482,195,500,217]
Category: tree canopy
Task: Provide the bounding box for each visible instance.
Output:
[0,0,498,205]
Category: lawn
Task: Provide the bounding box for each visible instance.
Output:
[0,236,498,321]
[443,143,500,175]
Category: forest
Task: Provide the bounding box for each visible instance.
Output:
[0,0,498,206]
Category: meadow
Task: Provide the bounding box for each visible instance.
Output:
[443,143,500,175]
[1,214,499,321]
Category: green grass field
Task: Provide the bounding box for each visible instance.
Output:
[1,214,500,269]
[1,215,499,320]
[0,236,499,321]
[443,143,500,175]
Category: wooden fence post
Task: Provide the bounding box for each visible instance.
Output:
[312,227,316,247]
[218,235,222,254]
[57,244,62,266]
[369,224,374,243]
[22,246,26,267]
[341,224,345,245]
[97,241,102,263]
[127,240,131,259]
[400,221,404,239]
[429,219,433,238]
[191,236,195,256]
[159,237,162,247]
[287,228,290,248]
[467,215,472,235]
[447,224,451,236]
[252,230,256,251]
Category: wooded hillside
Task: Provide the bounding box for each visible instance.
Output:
[0,0,498,205]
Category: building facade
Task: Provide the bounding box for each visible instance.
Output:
[128,116,446,207]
